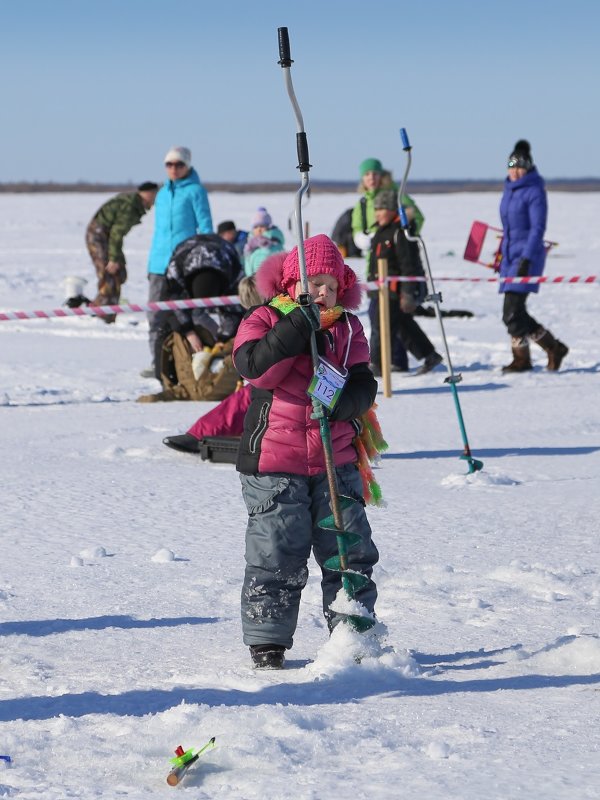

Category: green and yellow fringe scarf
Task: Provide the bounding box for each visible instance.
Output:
[270,294,388,505]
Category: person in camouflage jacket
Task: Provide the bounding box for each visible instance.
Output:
[86,181,158,322]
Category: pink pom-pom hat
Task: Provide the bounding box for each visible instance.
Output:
[255,234,362,310]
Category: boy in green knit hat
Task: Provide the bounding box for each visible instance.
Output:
[351,157,423,256]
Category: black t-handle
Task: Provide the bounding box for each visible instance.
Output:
[278,27,293,67]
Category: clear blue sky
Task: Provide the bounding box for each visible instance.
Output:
[1,0,598,184]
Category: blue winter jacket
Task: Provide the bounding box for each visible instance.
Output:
[499,167,547,295]
[147,168,213,276]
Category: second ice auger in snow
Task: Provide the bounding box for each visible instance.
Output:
[397,128,483,475]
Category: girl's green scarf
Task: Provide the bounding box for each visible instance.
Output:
[269,294,388,505]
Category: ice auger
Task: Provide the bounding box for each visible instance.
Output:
[277,27,374,632]
[397,128,483,475]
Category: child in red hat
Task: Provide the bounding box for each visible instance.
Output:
[233,234,384,669]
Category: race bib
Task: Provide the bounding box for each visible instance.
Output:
[308,357,348,410]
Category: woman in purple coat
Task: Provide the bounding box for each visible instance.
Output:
[499,140,568,372]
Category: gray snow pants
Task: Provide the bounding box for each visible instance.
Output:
[239,464,379,648]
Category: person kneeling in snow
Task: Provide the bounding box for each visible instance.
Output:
[162,275,262,450]
[233,235,385,669]
[138,233,244,402]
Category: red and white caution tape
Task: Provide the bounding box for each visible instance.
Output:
[0,277,597,322]
[365,275,599,288]
[0,295,242,322]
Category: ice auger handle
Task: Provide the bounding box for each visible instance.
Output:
[296,132,311,173]
[399,206,409,230]
[277,27,293,67]
[400,127,411,151]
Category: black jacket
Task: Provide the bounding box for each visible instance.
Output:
[163,233,244,341]
[368,216,424,284]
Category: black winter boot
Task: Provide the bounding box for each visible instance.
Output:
[250,644,286,670]
[531,327,569,371]
[502,337,533,373]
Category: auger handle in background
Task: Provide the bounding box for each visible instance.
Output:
[397,128,454,373]
[397,128,483,474]
[277,27,347,534]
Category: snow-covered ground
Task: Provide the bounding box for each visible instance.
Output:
[1,191,599,799]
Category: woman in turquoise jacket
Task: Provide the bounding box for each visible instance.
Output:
[145,146,213,375]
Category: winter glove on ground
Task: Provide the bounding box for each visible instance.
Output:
[517,258,530,277]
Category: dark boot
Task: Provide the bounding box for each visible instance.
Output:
[531,327,569,371]
[414,351,443,376]
[502,337,533,373]
[250,644,286,670]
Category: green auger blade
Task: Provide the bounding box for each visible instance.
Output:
[460,453,484,473]
[321,530,363,548]
[319,495,362,549]
[338,613,376,633]
[324,558,371,593]
[319,495,374,631]
[318,495,356,530]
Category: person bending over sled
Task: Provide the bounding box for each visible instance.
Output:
[233,234,384,669]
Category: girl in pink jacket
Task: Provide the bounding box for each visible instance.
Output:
[233,234,380,669]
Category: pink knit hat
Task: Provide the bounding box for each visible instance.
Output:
[255,234,362,310]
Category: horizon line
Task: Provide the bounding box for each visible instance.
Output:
[1,177,599,195]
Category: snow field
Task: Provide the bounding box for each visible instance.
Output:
[0,191,599,799]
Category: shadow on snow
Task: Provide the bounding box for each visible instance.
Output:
[0,614,218,637]
[382,445,600,460]
[1,651,598,722]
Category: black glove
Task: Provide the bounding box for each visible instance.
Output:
[517,258,530,277]
[296,294,321,331]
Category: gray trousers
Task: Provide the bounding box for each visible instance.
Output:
[147,273,169,367]
[239,464,379,648]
